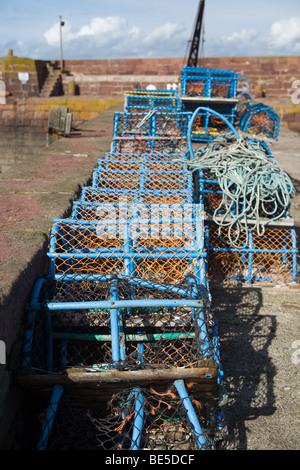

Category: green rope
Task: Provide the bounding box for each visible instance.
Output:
[186,133,295,248]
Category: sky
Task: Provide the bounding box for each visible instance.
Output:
[0,0,299,60]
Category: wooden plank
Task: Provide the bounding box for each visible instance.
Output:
[17,361,219,403]
[180,96,239,104]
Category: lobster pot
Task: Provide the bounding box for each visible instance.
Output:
[181,102,236,142]
[113,111,192,138]
[72,197,197,221]
[124,95,181,113]
[111,136,188,155]
[206,224,298,286]
[124,89,179,100]
[181,67,238,98]
[33,381,219,450]
[91,153,193,195]
[123,89,179,113]
[80,186,193,205]
[20,274,215,372]
[236,102,280,139]
[47,203,207,287]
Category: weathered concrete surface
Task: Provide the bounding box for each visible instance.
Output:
[0,101,122,447]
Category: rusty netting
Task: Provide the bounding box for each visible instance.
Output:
[206,223,298,286]
[111,136,188,154]
[21,275,215,373]
[185,81,234,99]
[34,384,220,450]
[186,81,206,97]
[210,81,232,98]
[113,111,192,138]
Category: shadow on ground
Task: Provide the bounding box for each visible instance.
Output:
[211,287,277,449]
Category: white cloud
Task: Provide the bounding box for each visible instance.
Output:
[269,17,300,49]
[3,14,300,60]
[205,17,300,57]
[144,22,184,43]
[77,16,126,39]
[44,16,128,48]
[222,29,258,44]
[44,21,73,47]
[40,16,187,59]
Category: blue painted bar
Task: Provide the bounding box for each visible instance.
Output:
[185,276,211,357]
[46,307,54,372]
[48,251,203,259]
[130,388,144,450]
[174,379,207,449]
[36,385,64,450]
[22,276,47,367]
[21,310,36,368]
[110,278,120,363]
[47,298,203,310]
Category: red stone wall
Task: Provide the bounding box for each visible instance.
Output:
[62,56,300,102]
[1,56,299,130]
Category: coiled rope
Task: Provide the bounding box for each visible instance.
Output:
[186,107,295,248]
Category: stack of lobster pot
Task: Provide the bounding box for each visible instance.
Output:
[180,66,239,142]
[18,88,226,451]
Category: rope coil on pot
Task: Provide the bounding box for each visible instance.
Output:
[186,108,295,248]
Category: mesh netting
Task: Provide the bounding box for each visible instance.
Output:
[34,383,222,450]
[207,224,298,286]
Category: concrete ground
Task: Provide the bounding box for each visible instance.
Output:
[0,104,299,450]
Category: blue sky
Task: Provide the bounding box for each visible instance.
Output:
[0,0,300,60]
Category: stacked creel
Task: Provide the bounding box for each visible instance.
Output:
[19,88,224,451]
